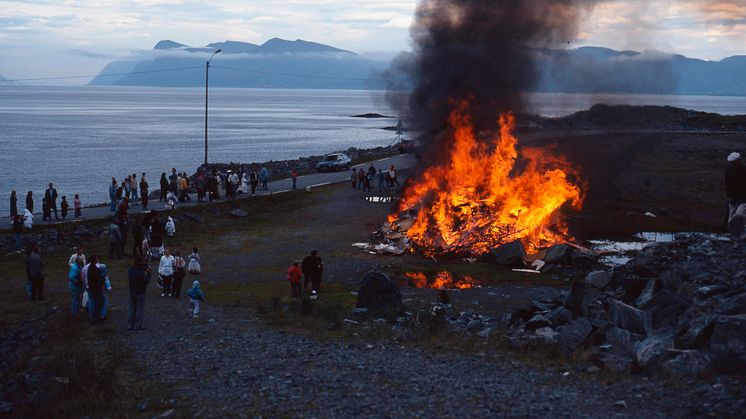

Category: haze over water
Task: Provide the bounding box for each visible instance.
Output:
[1,85,745,215]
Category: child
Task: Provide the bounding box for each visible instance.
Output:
[60,196,69,220]
[73,194,82,220]
[286,261,302,297]
[188,247,201,274]
[172,250,186,299]
[187,280,205,318]
[165,216,176,236]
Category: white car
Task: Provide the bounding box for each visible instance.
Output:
[316,153,352,172]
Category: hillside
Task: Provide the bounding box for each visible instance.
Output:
[89,38,386,89]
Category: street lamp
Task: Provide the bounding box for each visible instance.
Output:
[204,48,221,165]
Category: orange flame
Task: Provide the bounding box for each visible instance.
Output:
[390,99,583,256]
[404,271,479,289]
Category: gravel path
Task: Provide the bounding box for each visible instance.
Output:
[102,291,742,418]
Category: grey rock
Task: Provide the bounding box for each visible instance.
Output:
[710,314,746,373]
[525,314,553,331]
[661,350,713,378]
[635,333,674,371]
[585,270,610,290]
[718,292,746,315]
[595,354,633,373]
[356,270,402,310]
[605,326,643,357]
[675,314,716,349]
[609,299,652,336]
[641,290,688,331]
[530,287,563,311]
[635,279,658,307]
[564,282,601,317]
[230,208,248,217]
[488,239,526,266]
[543,244,574,265]
[556,318,592,351]
[546,306,574,327]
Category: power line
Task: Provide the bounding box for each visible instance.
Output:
[212,65,383,82]
[1,65,203,82]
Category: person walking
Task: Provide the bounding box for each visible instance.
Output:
[27,245,44,301]
[60,196,69,220]
[140,173,149,210]
[390,164,400,187]
[187,280,205,318]
[109,218,123,259]
[286,261,302,297]
[109,178,118,212]
[159,173,168,202]
[73,194,82,220]
[10,190,18,220]
[25,191,33,214]
[172,250,186,298]
[127,257,151,330]
[291,169,298,190]
[301,250,323,297]
[68,256,84,315]
[158,249,175,297]
[45,183,59,221]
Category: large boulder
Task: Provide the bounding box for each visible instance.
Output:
[709,314,746,373]
[564,282,601,317]
[609,299,652,336]
[556,318,593,351]
[585,270,610,290]
[356,271,402,311]
[634,332,674,371]
[641,289,688,331]
[675,314,716,349]
[661,350,713,378]
[543,244,574,265]
[488,240,526,266]
[605,326,643,357]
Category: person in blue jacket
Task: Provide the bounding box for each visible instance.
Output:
[68,256,85,314]
[187,280,206,318]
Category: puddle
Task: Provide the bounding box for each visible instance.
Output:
[590,231,728,267]
[402,271,481,289]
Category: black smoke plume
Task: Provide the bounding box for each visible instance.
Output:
[386,0,598,136]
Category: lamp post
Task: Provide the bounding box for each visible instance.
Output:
[204,48,221,165]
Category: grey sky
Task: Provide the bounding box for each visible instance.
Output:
[0,0,744,82]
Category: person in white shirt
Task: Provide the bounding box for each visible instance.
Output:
[68,247,86,267]
[158,249,176,297]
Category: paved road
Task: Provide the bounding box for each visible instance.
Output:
[3,153,415,229]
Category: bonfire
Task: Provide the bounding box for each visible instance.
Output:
[388,100,584,257]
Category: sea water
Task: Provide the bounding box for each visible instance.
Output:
[1,86,745,215]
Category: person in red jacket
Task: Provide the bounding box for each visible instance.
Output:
[286,261,302,297]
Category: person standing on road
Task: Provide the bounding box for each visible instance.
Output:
[42,196,51,222]
[159,249,175,297]
[390,164,399,187]
[25,191,34,214]
[291,169,298,190]
[259,166,269,191]
[140,173,149,210]
[178,173,189,202]
[377,169,385,192]
[68,256,84,315]
[301,250,324,297]
[351,168,357,189]
[159,173,168,202]
[128,256,151,330]
[169,168,178,195]
[10,190,18,220]
[27,245,44,301]
[250,170,259,196]
[130,174,139,206]
[122,177,131,207]
[196,173,206,202]
[73,194,82,220]
[109,217,123,260]
[109,178,118,212]
[60,196,69,220]
[45,183,59,221]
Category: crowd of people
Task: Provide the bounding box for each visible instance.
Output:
[350,164,400,192]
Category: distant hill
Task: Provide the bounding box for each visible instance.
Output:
[89,38,386,89]
[534,47,746,96]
